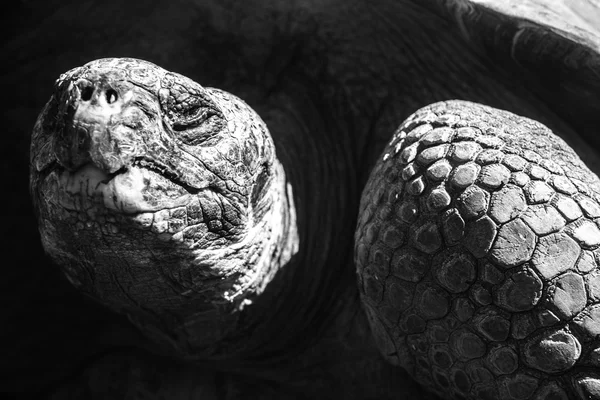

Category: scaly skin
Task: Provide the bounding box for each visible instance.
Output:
[357,101,600,399]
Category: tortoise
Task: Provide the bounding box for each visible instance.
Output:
[6,0,600,398]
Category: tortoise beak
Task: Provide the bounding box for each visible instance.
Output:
[52,71,139,174]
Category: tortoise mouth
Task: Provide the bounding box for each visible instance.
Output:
[49,161,199,215]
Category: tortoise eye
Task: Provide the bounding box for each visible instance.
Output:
[166,95,225,145]
[172,100,213,131]
[158,74,225,145]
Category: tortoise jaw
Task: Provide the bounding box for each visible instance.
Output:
[54,162,195,214]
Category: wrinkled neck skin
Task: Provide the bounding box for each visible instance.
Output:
[196,85,364,369]
[213,86,391,388]
[129,153,301,363]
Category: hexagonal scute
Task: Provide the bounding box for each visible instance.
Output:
[417,144,450,166]
[407,175,427,195]
[503,154,527,171]
[568,219,600,249]
[489,219,536,268]
[391,247,430,282]
[494,267,543,312]
[520,204,565,235]
[523,180,555,204]
[427,159,453,181]
[576,194,600,218]
[427,186,452,212]
[421,127,455,146]
[550,175,577,194]
[451,163,481,189]
[576,250,597,273]
[429,343,455,369]
[511,171,530,187]
[411,220,443,254]
[523,328,581,374]
[531,233,581,280]
[451,141,481,163]
[484,345,518,375]
[489,184,527,224]
[527,164,550,181]
[401,162,420,181]
[477,149,504,165]
[478,163,511,189]
[545,272,587,320]
[399,142,419,164]
[395,197,419,224]
[415,283,451,320]
[449,329,487,362]
[457,185,490,220]
[433,250,477,293]
[380,225,405,249]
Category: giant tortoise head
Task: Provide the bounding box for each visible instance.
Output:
[11,0,600,398]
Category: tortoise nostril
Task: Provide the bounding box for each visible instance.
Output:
[80,85,94,101]
[106,89,118,104]
[76,83,118,104]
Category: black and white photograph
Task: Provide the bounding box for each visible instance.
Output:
[2,1,600,398]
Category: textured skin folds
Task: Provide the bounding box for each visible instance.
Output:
[30,58,299,357]
[356,101,600,400]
